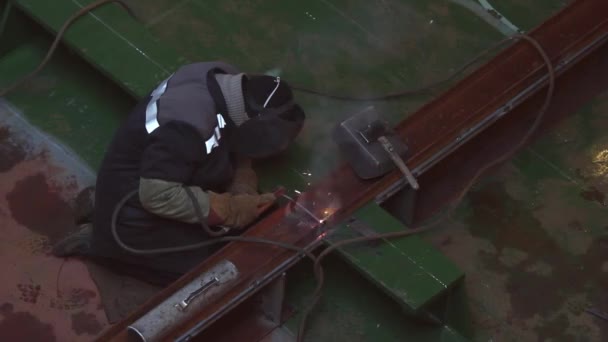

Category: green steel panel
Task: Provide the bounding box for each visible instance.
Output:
[327,203,464,311]
[13,0,187,98]
[284,256,470,341]
[0,42,132,169]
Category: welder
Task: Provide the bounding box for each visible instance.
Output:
[52,61,305,285]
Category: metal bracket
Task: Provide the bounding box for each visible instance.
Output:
[256,273,286,325]
[375,181,418,226]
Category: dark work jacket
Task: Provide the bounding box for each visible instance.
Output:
[91,62,239,285]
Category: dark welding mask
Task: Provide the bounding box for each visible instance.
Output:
[232,76,305,158]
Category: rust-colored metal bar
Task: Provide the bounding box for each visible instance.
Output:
[100,1,608,340]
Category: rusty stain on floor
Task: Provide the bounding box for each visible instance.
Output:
[7,173,76,244]
[0,303,56,342]
[70,311,104,336]
[0,102,106,340]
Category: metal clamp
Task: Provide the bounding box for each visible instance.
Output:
[378,136,420,190]
[175,277,219,312]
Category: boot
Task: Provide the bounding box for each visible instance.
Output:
[52,223,93,257]
[73,186,95,225]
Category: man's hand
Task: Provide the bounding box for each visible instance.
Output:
[227,158,258,195]
[208,192,276,229]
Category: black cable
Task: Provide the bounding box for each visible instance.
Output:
[0,0,137,97]
[291,37,516,101]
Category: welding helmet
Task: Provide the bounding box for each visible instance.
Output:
[232,75,305,159]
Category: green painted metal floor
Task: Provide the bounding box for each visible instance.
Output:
[427,91,608,341]
[1,0,607,340]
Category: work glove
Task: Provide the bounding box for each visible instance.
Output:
[208,192,276,229]
[227,158,258,195]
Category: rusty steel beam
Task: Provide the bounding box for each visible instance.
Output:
[100,1,608,340]
[409,34,608,223]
